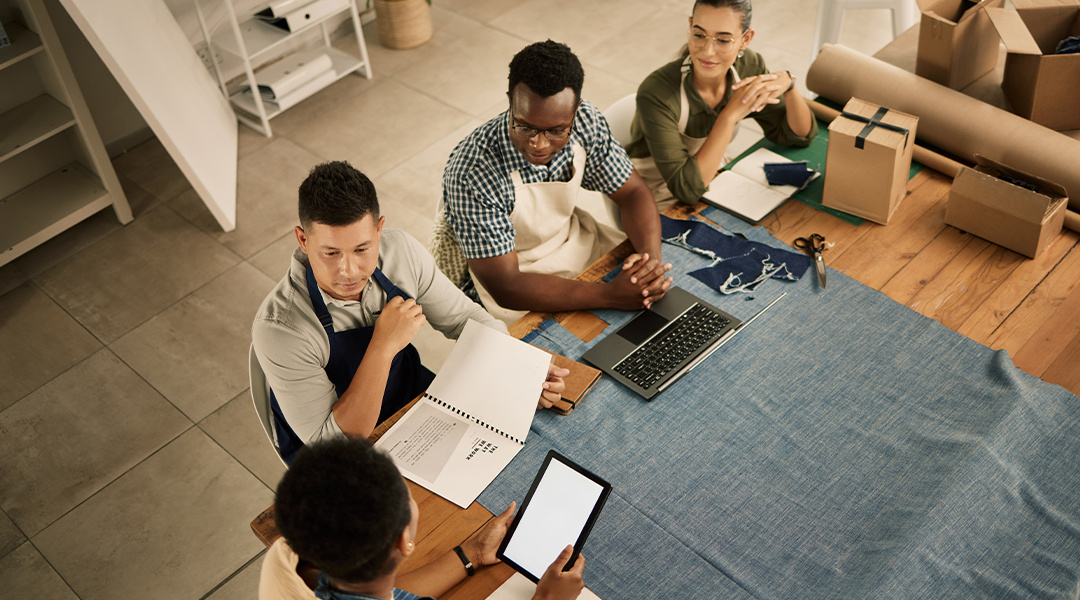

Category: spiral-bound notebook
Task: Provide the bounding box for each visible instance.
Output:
[374,320,552,508]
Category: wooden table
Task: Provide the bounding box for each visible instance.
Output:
[253,166,1080,599]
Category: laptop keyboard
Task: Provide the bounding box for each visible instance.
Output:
[613,304,731,390]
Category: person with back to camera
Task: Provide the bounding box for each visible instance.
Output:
[624,0,818,208]
[259,437,586,600]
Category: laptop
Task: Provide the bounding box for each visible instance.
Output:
[582,287,741,400]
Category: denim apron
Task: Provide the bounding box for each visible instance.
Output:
[269,263,435,464]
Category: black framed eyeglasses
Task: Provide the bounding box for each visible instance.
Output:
[509,110,575,141]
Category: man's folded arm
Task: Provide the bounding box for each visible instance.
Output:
[252,322,345,444]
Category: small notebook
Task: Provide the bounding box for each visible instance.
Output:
[374,320,551,508]
[546,353,601,415]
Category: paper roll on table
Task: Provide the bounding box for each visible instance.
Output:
[807,98,1080,234]
[807,44,1080,222]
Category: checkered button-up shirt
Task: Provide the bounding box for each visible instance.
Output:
[442,100,633,260]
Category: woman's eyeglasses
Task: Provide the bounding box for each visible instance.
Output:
[687,29,743,53]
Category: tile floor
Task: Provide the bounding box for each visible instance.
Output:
[0,1,897,598]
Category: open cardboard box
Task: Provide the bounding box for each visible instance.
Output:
[986,0,1080,131]
[916,0,1005,89]
[823,98,919,225]
[945,154,1068,258]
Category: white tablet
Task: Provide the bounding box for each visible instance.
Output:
[496,450,612,582]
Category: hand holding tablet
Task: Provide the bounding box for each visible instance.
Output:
[496,451,612,583]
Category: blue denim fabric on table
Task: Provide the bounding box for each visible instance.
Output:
[478,209,1080,600]
[660,214,812,294]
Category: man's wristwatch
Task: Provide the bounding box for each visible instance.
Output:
[784,70,796,94]
[453,545,476,576]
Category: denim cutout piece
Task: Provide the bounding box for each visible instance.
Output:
[1056,35,1080,54]
[659,215,812,294]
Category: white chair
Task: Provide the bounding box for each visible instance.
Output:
[249,344,287,467]
[812,0,919,58]
[603,93,637,148]
[597,93,640,227]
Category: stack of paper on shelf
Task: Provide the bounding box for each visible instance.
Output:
[255,0,349,33]
[245,49,335,111]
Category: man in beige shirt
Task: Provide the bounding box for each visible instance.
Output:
[252,161,565,463]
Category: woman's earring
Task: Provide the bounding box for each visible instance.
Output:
[737,50,744,58]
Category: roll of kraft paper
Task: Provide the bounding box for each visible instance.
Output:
[806,98,1080,234]
[807,44,1080,214]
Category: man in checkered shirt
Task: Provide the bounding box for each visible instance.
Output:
[441,40,673,324]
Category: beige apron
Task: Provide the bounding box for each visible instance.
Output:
[632,60,741,210]
[472,143,624,325]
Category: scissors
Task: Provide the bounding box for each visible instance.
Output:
[794,233,827,288]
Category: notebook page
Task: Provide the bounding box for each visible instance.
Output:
[426,319,551,443]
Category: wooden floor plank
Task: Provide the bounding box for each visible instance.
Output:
[879,227,975,305]
[829,175,951,289]
[1041,332,1080,393]
[909,242,1022,330]
[956,229,1080,345]
[984,245,1080,358]
[1012,273,1080,377]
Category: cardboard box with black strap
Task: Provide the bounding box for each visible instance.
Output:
[822,98,919,225]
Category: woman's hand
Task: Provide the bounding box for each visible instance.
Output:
[727,73,783,119]
[461,502,517,567]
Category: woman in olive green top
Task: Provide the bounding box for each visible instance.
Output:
[624,0,817,207]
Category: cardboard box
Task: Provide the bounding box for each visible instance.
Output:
[986,1,1080,131]
[945,155,1067,258]
[916,0,1005,90]
[822,98,919,225]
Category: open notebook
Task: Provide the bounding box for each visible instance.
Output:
[374,320,551,508]
[703,147,818,224]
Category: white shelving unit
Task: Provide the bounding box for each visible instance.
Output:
[0,0,132,268]
[194,0,372,137]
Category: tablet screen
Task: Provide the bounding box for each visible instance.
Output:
[497,451,611,582]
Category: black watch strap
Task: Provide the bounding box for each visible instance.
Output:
[453,545,476,576]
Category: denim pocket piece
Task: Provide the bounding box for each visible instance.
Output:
[659,215,812,294]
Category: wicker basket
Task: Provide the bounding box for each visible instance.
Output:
[373,0,433,50]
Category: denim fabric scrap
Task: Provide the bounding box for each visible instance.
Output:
[1056,35,1080,54]
[659,214,812,294]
